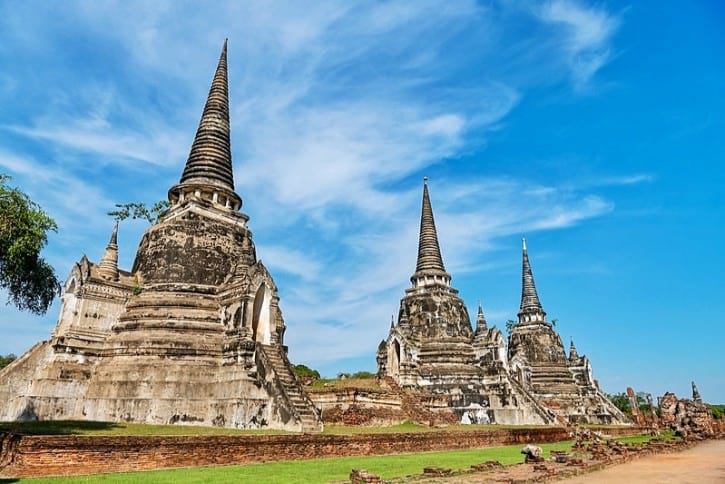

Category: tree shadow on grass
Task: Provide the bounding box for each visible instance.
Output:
[0,479,20,483]
[0,420,121,435]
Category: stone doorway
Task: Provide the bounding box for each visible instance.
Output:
[390,340,401,376]
[251,284,271,344]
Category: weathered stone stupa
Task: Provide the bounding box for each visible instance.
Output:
[0,41,322,432]
[377,179,553,424]
[508,239,626,424]
[377,180,627,425]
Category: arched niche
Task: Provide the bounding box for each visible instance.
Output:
[251,283,272,345]
[389,339,401,376]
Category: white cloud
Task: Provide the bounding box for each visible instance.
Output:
[257,245,322,281]
[0,150,113,233]
[536,0,621,88]
[7,121,187,167]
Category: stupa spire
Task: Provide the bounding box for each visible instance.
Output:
[181,39,234,189]
[476,300,487,331]
[168,40,243,213]
[518,237,546,324]
[98,221,119,281]
[411,177,450,287]
[569,338,579,360]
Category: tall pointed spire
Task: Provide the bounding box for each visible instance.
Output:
[518,237,546,324]
[168,40,243,213]
[569,338,579,361]
[181,39,234,190]
[98,221,119,281]
[476,300,487,331]
[411,177,450,287]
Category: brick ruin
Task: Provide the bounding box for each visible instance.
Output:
[0,41,321,432]
[658,383,722,439]
[376,180,628,425]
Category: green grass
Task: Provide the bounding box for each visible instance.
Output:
[16,441,577,484]
[307,377,385,392]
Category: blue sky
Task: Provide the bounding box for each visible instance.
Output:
[0,1,723,403]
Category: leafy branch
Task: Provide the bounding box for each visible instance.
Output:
[108,201,171,224]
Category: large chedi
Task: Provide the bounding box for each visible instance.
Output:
[507,239,626,424]
[0,41,322,432]
[376,179,553,425]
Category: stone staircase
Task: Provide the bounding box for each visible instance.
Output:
[381,375,458,426]
[508,375,558,425]
[529,365,580,395]
[259,344,323,432]
[382,375,402,393]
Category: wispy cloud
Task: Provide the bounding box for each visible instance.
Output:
[536,0,621,88]
[0,150,113,233]
[6,118,187,168]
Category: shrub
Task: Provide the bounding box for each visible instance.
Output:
[708,404,724,420]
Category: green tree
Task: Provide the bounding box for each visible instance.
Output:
[0,175,60,314]
[0,353,16,370]
[607,392,631,416]
[293,364,320,380]
[505,319,517,335]
[108,201,171,224]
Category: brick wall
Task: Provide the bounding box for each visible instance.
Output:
[0,426,641,479]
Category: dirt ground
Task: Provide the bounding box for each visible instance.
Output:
[556,439,725,484]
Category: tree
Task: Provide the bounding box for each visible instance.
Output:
[293,364,320,380]
[0,353,16,370]
[505,319,517,335]
[108,201,171,224]
[0,175,60,315]
[607,392,631,415]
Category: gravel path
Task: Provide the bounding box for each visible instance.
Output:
[556,439,725,483]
